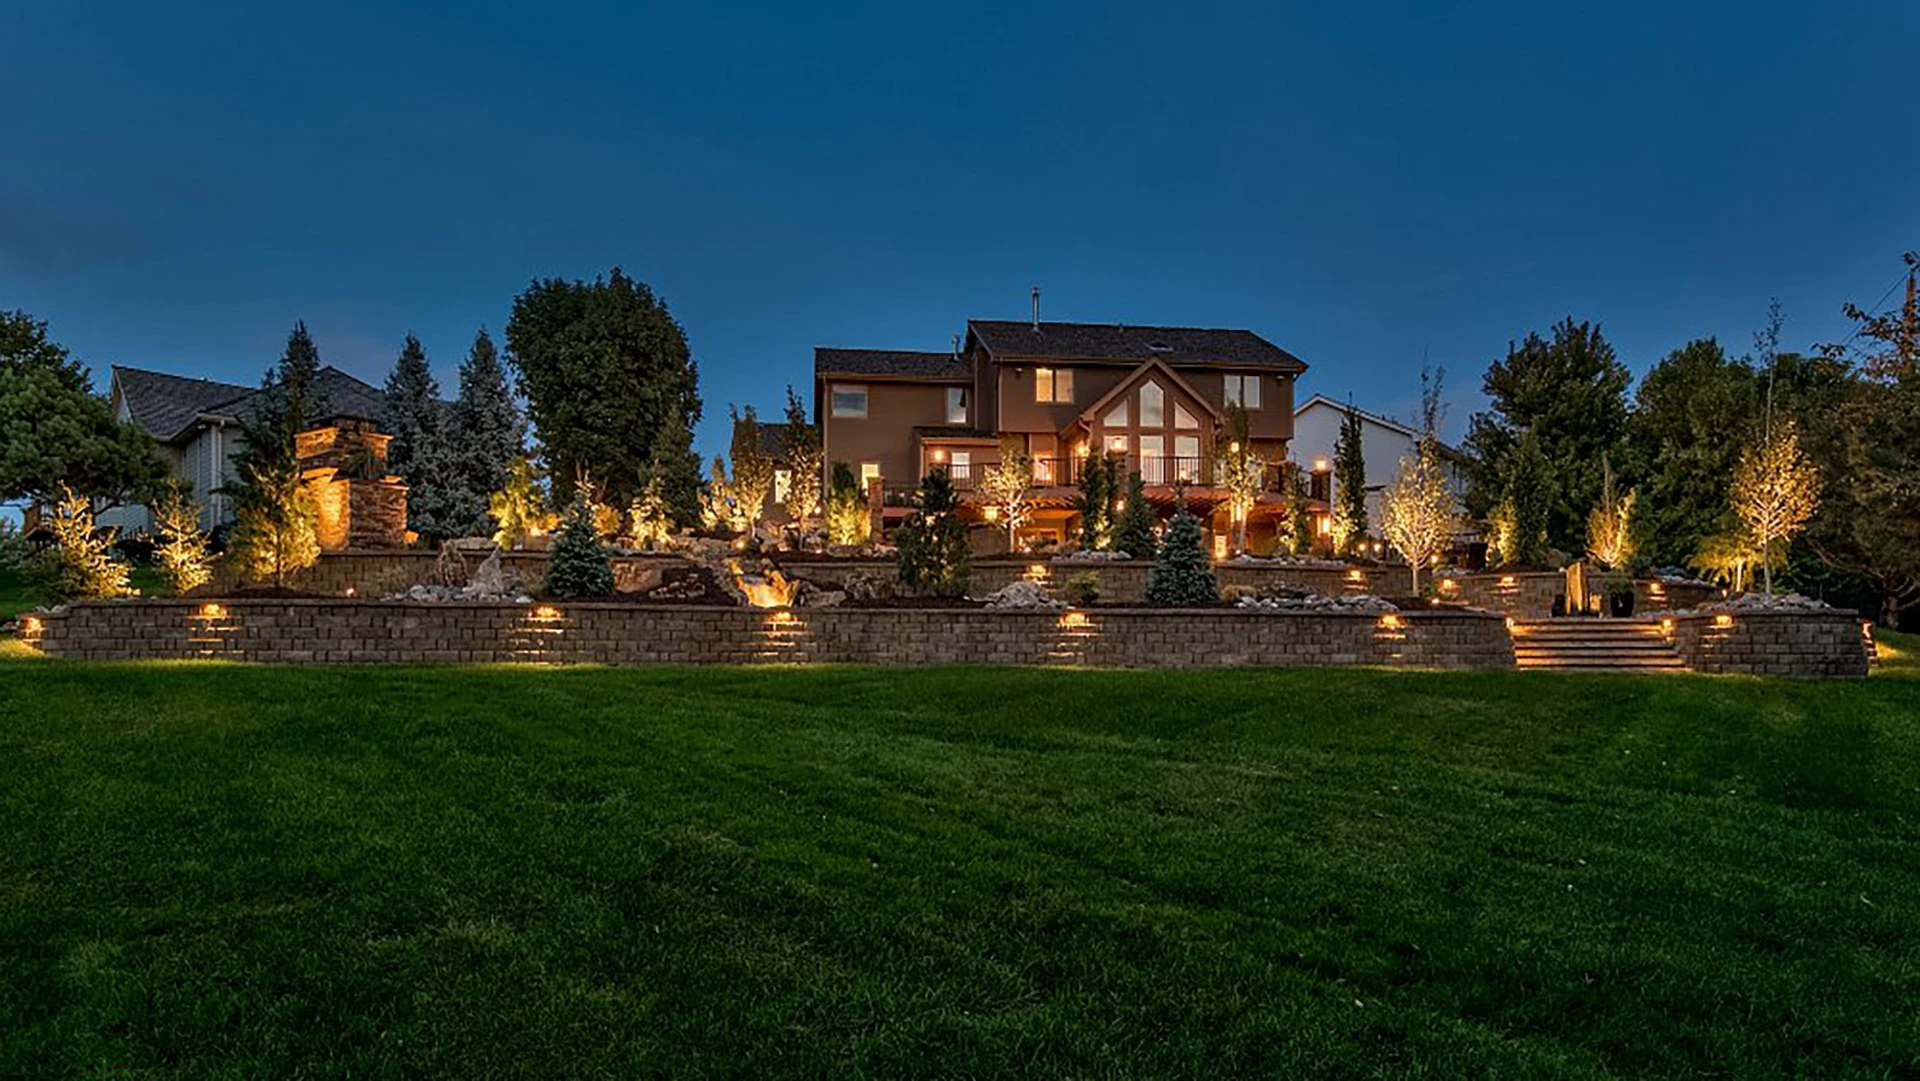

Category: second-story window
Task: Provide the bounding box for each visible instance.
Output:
[1139,382,1165,426]
[1225,374,1261,410]
[831,384,868,418]
[773,469,792,505]
[946,386,967,424]
[1035,366,1074,403]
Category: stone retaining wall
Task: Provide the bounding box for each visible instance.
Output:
[1435,571,1718,617]
[1666,610,1871,678]
[18,600,1515,670]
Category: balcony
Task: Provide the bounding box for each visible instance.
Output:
[907,456,1297,496]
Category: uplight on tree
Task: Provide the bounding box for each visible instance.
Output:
[1213,404,1265,554]
[153,481,212,594]
[1380,442,1457,592]
[978,438,1034,548]
[1729,416,1820,598]
[1584,453,1637,570]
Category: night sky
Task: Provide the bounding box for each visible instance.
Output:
[4,2,1914,457]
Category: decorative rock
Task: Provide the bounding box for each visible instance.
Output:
[982,580,1065,610]
[1237,590,1399,613]
[1054,550,1131,562]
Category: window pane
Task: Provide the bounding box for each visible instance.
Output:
[1104,434,1129,456]
[774,469,791,504]
[1056,369,1073,402]
[1175,435,1200,460]
[860,462,881,492]
[1242,375,1260,409]
[1035,368,1053,402]
[1175,402,1198,429]
[832,385,868,418]
[946,386,967,423]
[1104,401,1128,427]
[1139,382,1164,426]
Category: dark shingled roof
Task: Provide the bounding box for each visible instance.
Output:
[114,364,393,442]
[912,425,998,440]
[112,367,254,442]
[814,348,971,380]
[967,320,1307,372]
[734,419,799,455]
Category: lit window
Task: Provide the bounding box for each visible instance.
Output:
[1139,435,1165,484]
[831,385,868,418]
[1104,434,1129,457]
[860,462,881,493]
[1035,367,1073,403]
[1139,382,1164,426]
[1104,400,1128,427]
[1174,402,1199,429]
[946,386,967,424]
[1225,374,1261,410]
[1175,435,1200,465]
[773,469,791,505]
[949,450,971,482]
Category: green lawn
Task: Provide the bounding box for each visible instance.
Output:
[2,643,1917,1078]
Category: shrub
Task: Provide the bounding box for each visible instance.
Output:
[627,475,673,549]
[825,462,869,546]
[895,470,971,598]
[1061,571,1101,607]
[543,499,615,598]
[490,456,559,549]
[1146,508,1217,605]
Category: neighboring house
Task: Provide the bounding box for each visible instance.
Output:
[1290,393,1467,540]
[100,364,393,534]
[808,318,1316,551]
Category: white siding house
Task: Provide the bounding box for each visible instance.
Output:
[1291,393,1466,539]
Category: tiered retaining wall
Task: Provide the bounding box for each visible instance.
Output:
[784,559,1376,603]
[17,600,1515,670]
[1435,571,1719,616]
[201,550,682,597]
[1667,610,1871,678]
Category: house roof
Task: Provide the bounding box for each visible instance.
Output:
[912,425,999,441]
[111,367,254,442]
[732,418,798,456]
[814,348,971,380]
[967,320,1308,372]
[1294,393,1470,464]
[113,364,393,443]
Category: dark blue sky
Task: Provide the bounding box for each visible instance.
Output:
[4,2,1914,456]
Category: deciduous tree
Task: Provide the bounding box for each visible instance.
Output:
[505,268,700,507]
[1730,417,1820,599]
[979,437,1034,548]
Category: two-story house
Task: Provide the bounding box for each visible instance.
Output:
[810,318,1315,551]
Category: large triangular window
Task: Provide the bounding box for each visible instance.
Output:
[1174,402,1199,429]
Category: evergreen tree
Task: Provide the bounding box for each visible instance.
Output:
[153,481,212,594]
[1332,401,1369,555]
[894,470,971,597]
[1146,508,1217,604]
[489,455,557,549]
[225,322,326,585]
[543,498,615,598]
[646,409,703,528]
[1286,466,1315,554]
[446,328,525,538]
[0,309,164,506]
[825,461,868,545]
[1075,451,1119,551]
[727,405,775,531]
[1500,430,1553,566]
[382,334,439,483]
[1112,470,1158,559]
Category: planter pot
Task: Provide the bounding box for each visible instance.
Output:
[1609,591,1636,618]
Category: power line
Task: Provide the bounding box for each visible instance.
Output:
[1837,252,1918,349]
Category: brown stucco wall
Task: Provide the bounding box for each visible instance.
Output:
[820,378,965,488]
[19,600,1514,669]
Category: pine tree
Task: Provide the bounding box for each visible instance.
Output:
[1146,507,1217,604]
[1501,431,1552,566]
[382,334,439,483]
[489,455,557,549]
[1112,470,1158,559]
[543,498,615,598]
[225,322,326,585]
[153,481,211,594]
[627,475,673,549]
[895,470,972,597]
[36,484,133,599]
[446,328,525,538]
[1332,401,1369,555]
[647,410,703,528]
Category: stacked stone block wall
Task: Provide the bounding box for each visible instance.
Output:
[1667,611,1870,678]
[20,601,1515,670]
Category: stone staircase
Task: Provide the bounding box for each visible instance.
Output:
[1509,618,1687,672]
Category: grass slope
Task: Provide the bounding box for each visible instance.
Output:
[1,645,1916,1078]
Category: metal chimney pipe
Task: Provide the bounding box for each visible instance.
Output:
[1030,285,1041,330]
